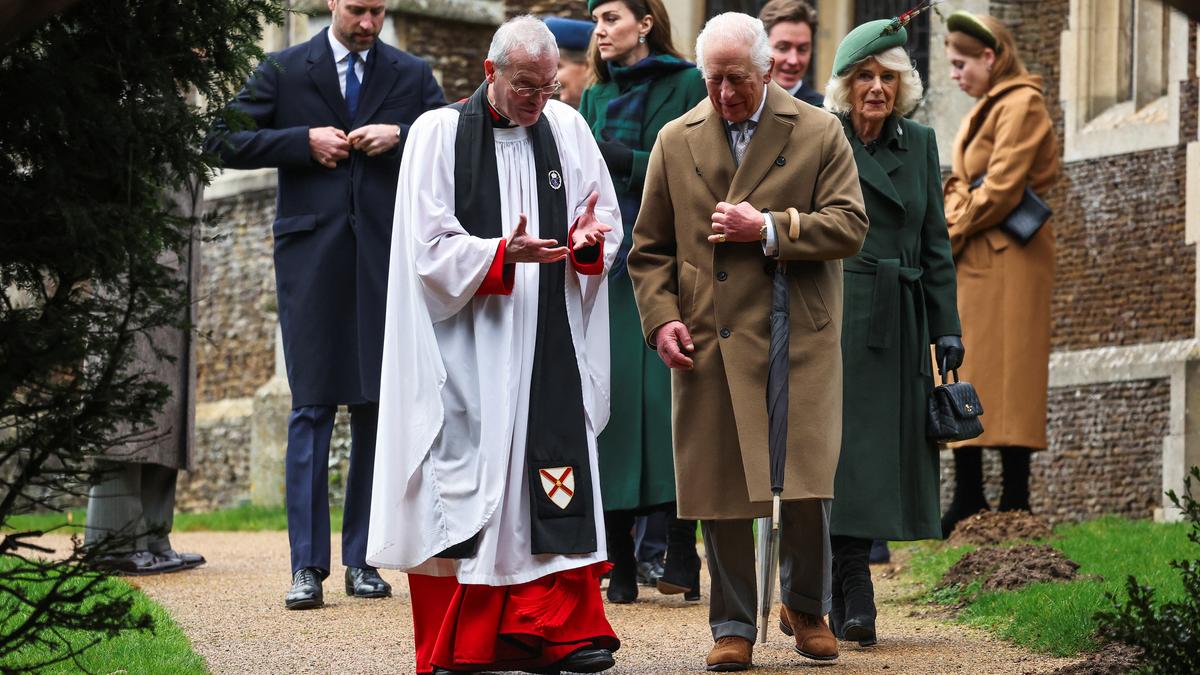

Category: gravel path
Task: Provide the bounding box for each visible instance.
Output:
[41,532,1083,673]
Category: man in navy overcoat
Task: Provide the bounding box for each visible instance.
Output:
[206,0,445,609]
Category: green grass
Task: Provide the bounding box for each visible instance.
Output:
[5,503,342,534]
[0,558,206,673]
[905,516,1194,656]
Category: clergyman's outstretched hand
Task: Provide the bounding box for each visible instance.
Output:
[570,191,613,250]
[505,214,569,263]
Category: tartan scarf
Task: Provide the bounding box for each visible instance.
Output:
[601,53,695,150]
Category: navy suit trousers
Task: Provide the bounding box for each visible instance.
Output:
[286,403,378,575]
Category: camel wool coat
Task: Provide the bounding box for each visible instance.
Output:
[629,83,868,520]
[943,74,1059,450]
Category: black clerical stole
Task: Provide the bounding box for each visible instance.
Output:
[445,82,597,557]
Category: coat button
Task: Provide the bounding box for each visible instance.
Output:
[716,271,728,281]
[720,328,731,338]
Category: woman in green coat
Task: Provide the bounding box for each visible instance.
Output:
[579,0,706,604]
[822,18,963,647]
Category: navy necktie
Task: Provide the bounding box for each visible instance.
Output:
[345,52,361,119]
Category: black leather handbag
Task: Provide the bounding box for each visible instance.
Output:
[969,175,1052,245]
[927,365,984,443]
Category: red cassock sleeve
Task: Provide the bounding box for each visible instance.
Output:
[568,225,604,276]
[475,239,515,296]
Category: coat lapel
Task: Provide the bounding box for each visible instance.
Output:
[306,29,351,128]
[353,44,398,126]
[683,101,735,204]
[642,81,676,139]
[727,85,796,204]
[854,142,902,211]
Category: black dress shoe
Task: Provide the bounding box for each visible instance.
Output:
[527,647,616,674]
[285,567,324,610]
[95,550,185,576]
[154,549,206,570]
[345,566,391,598]
[636,559,664,587]
[559,647,615,673]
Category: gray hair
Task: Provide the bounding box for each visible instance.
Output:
[488,15,559,69]
[695,12,772,78]
[823,46,924,116]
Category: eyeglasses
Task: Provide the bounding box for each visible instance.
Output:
[506,80,563,98]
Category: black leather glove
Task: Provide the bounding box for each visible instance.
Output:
[935,335,965,374]
[597,140,634,177]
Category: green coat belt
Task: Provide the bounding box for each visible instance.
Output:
[843,256,930,376]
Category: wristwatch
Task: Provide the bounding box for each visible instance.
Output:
[395,125,402,140]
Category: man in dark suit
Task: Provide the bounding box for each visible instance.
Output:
[206,0,445,609]
[759,0,824,107]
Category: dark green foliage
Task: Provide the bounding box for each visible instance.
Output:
[1096,466,1200,674]
[0,1,284,671]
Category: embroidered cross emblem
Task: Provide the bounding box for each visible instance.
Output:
[539,467,575,509]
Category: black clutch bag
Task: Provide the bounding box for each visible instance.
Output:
[927,366,984,443]
[969,175,1052,245]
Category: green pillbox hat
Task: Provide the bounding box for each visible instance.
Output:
[587,0,608,13]
[946,10,999,51]
[832,19,907,77]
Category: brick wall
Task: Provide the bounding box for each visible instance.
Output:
[395,14,494,102]
[395,2,590,103]
[196,188,278,403]
[505,0,589,20]
[942,378,1170,524]
[1037,379,1169,521]
[178,412,253,512]
[1051,148,1195,349]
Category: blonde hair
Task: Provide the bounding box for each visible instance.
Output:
[823,46,924,116]
[944,14,1026,87]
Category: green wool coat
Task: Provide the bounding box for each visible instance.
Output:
[580,67,706,511]
[830,114,961,541]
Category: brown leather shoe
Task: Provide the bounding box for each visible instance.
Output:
[780,605,838,661]
[705,636,752,672]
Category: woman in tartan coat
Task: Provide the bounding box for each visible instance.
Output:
[578,0,706,604]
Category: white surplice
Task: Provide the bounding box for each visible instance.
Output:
[366,100,622,586]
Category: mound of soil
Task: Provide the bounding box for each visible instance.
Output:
[1048,642,1143,675]
[940,543,1080,592]
[948,509,1053,546]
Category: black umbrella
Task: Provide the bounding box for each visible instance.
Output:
[756,263,789,644]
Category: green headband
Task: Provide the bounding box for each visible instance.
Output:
[831,19,908,77]
[946,10,1000,52]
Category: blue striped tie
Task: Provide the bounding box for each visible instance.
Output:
[345,52,361,119]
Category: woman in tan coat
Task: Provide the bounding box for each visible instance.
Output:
[940,11,1059,536]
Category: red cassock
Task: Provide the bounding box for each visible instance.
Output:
[409,562,618,674]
